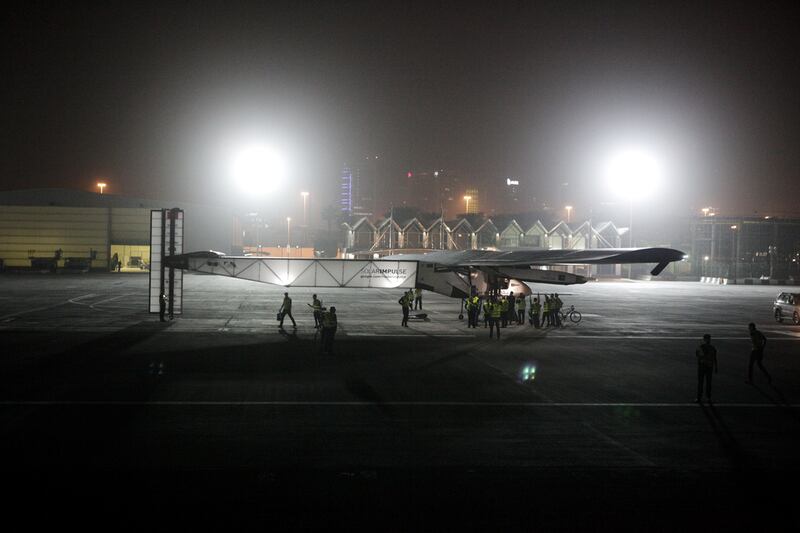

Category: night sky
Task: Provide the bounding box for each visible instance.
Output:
[4,1,800,218]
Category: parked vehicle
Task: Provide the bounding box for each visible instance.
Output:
[773,292,800,324]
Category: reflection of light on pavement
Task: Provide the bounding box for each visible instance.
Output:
[520,364,537,382]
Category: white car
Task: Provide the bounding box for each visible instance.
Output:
[773,292,800,324]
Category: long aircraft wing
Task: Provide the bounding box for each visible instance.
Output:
[385,247,685,276]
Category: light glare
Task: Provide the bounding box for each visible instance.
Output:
[605,147,663,201]
[230,144,287,196]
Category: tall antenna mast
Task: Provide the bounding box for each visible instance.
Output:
[389,204,394,253]
[440,202,444,250]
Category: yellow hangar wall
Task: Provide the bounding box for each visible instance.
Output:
[0,206,151,269]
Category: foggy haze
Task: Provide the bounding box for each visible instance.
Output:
[4,1,799,220]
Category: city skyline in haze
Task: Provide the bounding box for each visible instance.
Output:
[4,2,800,219]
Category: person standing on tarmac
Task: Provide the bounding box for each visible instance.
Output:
[279,292,297,329]
[542,296,551,327]
[399,291,410,327]
[308,294,323,329]
[530,297,541,328]
[321,306,338,354]
[695,333,718,403]
[414,288,423,310]
[554,293,564,327]
[516,296,526,325]
[500,296,509,328]
[465,295,475,328]
[489,297,502,338]
[159,292,168,322]
[746,322,772,385]
[486,296,501,339]
[507,292,516,326]
[483,298,490,328]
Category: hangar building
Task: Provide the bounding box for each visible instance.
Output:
[0,189,235,271]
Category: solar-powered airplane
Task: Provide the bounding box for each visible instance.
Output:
[164,247,685,299]
[147,208,685,314]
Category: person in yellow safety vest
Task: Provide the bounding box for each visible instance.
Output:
[483,298,490,328]
[414,287,423,310]
[399,292,410,327]
[529,297,541,328]
[543,296,551,327]
[321,306,338,354]
[308,294,324,329]
[489,297,503,338]
[500,296,509,328]
[468,295,480,328]
[516,296,526,325]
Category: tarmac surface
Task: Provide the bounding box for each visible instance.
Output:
[1,272,799,530]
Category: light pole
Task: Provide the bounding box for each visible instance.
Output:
[301,191,309,226]
[604,147,662,279]
[565,205,573,223]
[730,225,738,283]
[301,191,309,247]
[286,217,291,257]
[703,255,710,277]
[463,195,472,215]
[97,182,107,194]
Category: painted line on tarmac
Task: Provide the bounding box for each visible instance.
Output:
[67,293,99,304]
[0,293,97,321]
[0,400,794,408]
[346,333,474,338]
[545,335,800,341]
[770,329,800,338]
[89,293,137,309]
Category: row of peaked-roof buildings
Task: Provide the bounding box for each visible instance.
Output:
[342,216,628,254]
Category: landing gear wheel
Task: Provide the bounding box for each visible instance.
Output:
[775,309,783,323]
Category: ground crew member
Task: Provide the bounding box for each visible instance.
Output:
[308,294,323,329]
[516,296,526,325]
[554,293,564,327]
[159,292,167,322]
[279,292,296,329]
[321,306,338,354]
[489,298,502,339]
[469,295,481,328]
[746,322,772,385]
[695,333,718,403]
[483,298,490,328]
[414,287,423,310]
[500,296,509,328]
[543,296,551,327]
[507,292,516,326]
[529,297,541,328]
[399,291,410,327]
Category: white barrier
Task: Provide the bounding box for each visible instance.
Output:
[700,277,728,285]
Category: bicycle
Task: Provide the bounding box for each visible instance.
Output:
[559,305,582,324]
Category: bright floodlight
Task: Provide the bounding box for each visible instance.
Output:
[604,147,663,201]
[230,144,287,196]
